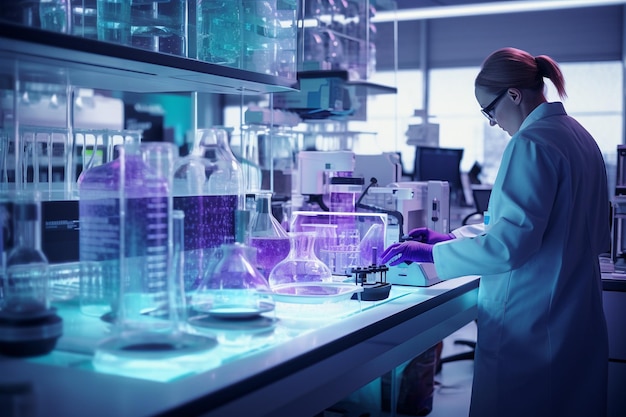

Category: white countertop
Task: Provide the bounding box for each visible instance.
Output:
[0,276,479,417]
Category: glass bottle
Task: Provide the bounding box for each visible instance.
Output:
[268,231,333,289]
[78,130,166,320]
[173,128,244,292]
[249,191,290,279]
[4,197,49,314]
[0,194,63,357]
[190,243,274,319]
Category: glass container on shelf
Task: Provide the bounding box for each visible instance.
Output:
[130,0,188,56]
[173,128,244,292]
[196,1,241,66]
[0,193,63,357]
[249,191,290,279]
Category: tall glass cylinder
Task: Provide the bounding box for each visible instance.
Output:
[116,141,176,334]
[77,130,142,318]
[173,128,244,292]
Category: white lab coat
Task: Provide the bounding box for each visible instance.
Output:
[433,102,610,417]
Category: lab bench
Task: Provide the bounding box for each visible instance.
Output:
[0,276,479,417]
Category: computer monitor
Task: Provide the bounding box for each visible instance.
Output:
[413,146,465,205]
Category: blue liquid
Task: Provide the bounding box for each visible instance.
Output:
[97,0,130,44]
[131,0,187,56]
[196,1,241,65]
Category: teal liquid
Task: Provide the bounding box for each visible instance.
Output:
[97,0,130,44]
[39,1,69,33]
[196,1,241,65]
[130,0,187,56]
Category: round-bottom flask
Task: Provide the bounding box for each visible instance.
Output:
[268,231,332,289]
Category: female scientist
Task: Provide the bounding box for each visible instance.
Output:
[381,47,610,417]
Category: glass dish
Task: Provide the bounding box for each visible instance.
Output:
[271,282,363,304]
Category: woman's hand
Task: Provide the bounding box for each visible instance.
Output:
[381,241,434,266]
[407,227,455,244]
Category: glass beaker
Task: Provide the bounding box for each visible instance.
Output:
[268,231,333,288]
[190,243,274,319]
[249,191,290,278]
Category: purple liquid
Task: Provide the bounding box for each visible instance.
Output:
[174,195,237,250]
[174,195,237,290]
[249,236,290,278]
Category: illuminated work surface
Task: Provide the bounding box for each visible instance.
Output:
[0,276,479,417]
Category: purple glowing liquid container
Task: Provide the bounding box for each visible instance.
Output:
[173,128,244,292]
[249,192,290,279]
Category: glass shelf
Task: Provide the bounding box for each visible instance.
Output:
[298,70,397,95]
[0,22,299,95]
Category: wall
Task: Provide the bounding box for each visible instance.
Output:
[375,5,624,70]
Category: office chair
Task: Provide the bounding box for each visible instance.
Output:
[413,146,466,206]
[462,185,492,225]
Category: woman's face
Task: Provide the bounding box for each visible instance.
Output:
[475,86,519,136]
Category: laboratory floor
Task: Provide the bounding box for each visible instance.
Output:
[418,321,475,417]
[323,321,477,417]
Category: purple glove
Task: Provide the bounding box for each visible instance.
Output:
[408,227,455,244]
[381,241,434,266]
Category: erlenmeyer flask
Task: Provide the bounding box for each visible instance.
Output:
[190,243,274,319]
[249,191,290,278]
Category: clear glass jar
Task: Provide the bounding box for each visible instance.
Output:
[249,191,290,278]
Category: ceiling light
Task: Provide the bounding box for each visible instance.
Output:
[371,0,626,22]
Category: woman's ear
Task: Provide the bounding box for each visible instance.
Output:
[508,88,522,104]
